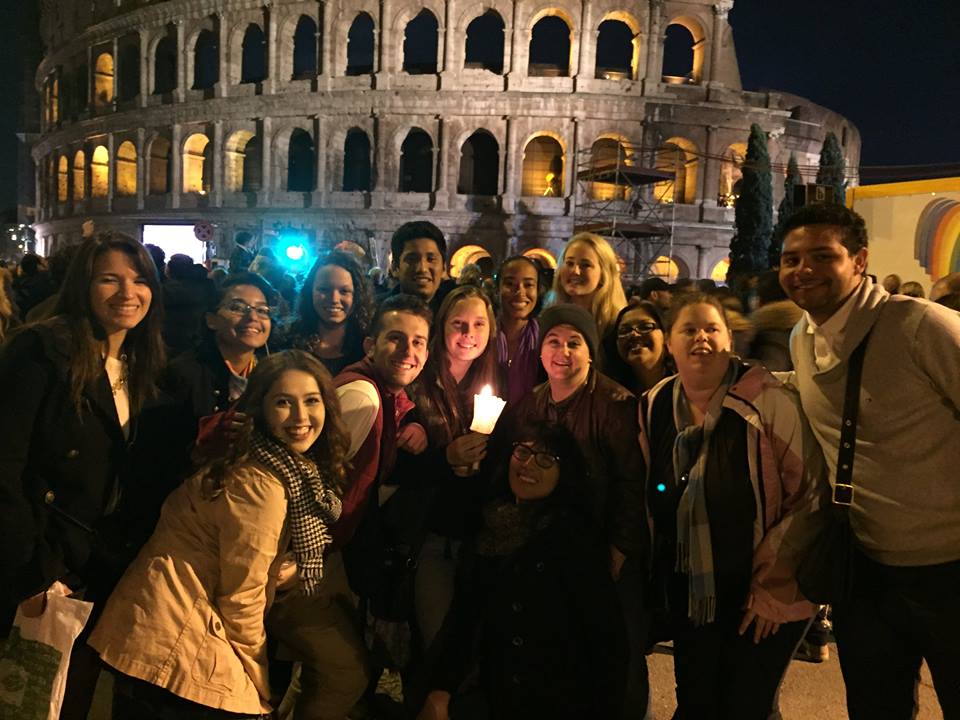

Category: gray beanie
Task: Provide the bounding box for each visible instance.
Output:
[538,303,600,359]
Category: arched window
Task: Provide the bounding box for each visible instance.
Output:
[293,16,318,79]
[243,135,262,191]
[458,131,499,195]
[287,129,316,192]
[449,245,493,278]
[225,131,260,192]
[154,31,177,94]
[72,62,89,115]
[663,19,705,82]
[57,156,69,202]
[399,129,433,192]
[521,136,564,196]
[710,257,730,283]
[343,129,372,191]
[465,11,504,74]
[73,150,86,200]
[346,13,375,75]
[529,16,570,77]
[595,19,633,79]
[91,146,109,198]
[241,24,267,84]
[588,137,631,199]
[718,142,747,206]
[194,29,219,89]
[148,136,172,194]
[116,141,137,196]
[650,255,685,282]
[183,133,211,194]
[93,53,114,108]
[403,10,438,74]
[117,40,140,100]
[655,138,698,204]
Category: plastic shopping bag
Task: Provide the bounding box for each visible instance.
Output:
[0,582,94,720]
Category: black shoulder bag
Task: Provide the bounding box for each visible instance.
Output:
[796,329,872,605]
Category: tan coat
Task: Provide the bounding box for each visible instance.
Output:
[88,462,288,715]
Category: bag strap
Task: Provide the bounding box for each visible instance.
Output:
[833,328,873,506]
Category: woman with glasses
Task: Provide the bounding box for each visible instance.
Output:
[162,272,277,467]
[606,300,673,397]
[418,423,626,720]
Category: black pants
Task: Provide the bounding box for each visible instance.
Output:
[832,551,960,720]
[112,673,267,720]
[671,608,807,720]
[616,558,651,719]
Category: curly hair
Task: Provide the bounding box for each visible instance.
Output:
[201,350,351,498]
[293,250,374,351]
[778,203,868,255]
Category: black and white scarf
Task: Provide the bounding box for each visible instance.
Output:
[249,431,342,596]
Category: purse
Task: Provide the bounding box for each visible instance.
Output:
[796,329,872,605]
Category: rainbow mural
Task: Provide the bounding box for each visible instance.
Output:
[915,198,960,278]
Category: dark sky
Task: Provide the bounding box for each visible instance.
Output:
[1,0,958,213]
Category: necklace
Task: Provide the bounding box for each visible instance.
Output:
[109,353,129,396]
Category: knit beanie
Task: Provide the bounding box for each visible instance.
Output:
[538,303,600,359]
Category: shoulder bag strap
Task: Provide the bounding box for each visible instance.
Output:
[833,328,873,506]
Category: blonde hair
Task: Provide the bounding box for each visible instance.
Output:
[547,233,627,339]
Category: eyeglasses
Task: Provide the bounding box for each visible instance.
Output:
[511,443,560,469]
[617,321,660,338]
[221,299,273,319]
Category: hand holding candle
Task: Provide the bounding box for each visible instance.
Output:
[470,385,507,435]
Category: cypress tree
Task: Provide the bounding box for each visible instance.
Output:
[770,153,803,267]
[816,131,846,204]
[728,124,773,280]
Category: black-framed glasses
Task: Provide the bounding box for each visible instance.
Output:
[617,321,660,338]
[221,299,273,319]
[511,443,560,469]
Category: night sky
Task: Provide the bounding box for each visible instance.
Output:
[1,0,958,213]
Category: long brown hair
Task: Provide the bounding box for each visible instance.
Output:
[52,232,166,415]
[414,285,499,446]
[202,351,350,497]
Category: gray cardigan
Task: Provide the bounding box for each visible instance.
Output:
[789,278,960,567]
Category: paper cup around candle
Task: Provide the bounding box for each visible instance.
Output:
[470,384,506,435]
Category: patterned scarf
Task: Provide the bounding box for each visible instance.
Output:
[673,359,738,626]
[248,431,342,596]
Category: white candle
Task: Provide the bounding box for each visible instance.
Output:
[470,384,507,435]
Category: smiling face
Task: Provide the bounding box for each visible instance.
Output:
[89,249,153,337]
[393,238,446,301]
[312,264,355,327]
[263,369,326,453]
[364,310,430,393]
[666,302,732,379]
[779,224,867,325]
[206,284,272,354]
[444,296,490,368]
[499,259,539,321]
[509,441,560,502]
[559,242,602,301]
[616,306,665,371]
[540,324,592,389]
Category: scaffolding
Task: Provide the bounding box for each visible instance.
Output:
[573,140,678,282]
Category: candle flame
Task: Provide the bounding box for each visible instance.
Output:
[479,384,493,397]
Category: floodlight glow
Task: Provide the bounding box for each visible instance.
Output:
[286,244,305,261]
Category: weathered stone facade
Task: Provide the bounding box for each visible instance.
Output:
[32,0,860,279]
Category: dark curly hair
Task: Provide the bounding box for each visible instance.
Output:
[778,203,868,255]
[293,250,374,349]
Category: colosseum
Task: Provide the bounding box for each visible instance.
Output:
[32,0,860,281]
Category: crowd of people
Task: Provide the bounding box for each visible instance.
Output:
[0,202,958,720]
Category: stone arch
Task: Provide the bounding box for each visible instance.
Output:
[292,15,319,79]
[650,254,690,282]
[241,23,267,84]
[116,140,137,196]
[182,132,211,194]
[402,9,439,74]
[91,145,109,198]
[73,150,86,200]
[153,26,178,94]
[528,11,573,77]
[193,26,219,89]
[450,244,492,278]
[287,128,316,192]
[709,257,730,283]
[147,134,172,195]
[663,15,706,83]
[719,142,747,206]
[343,128,372,191]
[588,135,633,199]
[522,246,557,269]
[595,11,640,80]
[458,130,500,195]
[93,52,114,109]
[346,13,376,75]
[655,136,698,204]
[57,155,69,202]
[521,133,565,196]
[117,35,140,100]
[465,10,505,74]
[399,128,434,192]
[225,130,258,192]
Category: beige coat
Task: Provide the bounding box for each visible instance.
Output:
[89,462,288,715]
